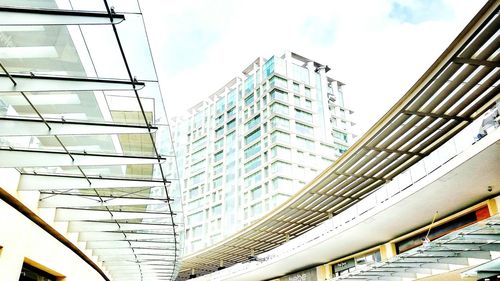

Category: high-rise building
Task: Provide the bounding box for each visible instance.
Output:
[172,51,356,254]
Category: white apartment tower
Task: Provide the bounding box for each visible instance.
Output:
[172,52,355,254]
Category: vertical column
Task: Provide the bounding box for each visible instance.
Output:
[380,242,397,261]
[316,264,332,281]
[487,197,498,216]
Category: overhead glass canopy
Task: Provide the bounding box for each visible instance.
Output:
[0,1,183,280]
[334,215,500,281]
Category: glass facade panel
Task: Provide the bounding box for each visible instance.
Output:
[245,74,255,94]
[245,94,254,106]
[245,129,261,145]
[245,114,261,131]
[270,89,288,102]
[263,56,274,78]
[295,109,313,123]
[296,122,314,135]
[270,76,288,89]
[296,136,315,151]
[271,130,290,144]
[292,63,310,84]
[271,116,290,130]
[244,141,261,159]
[244,156,261,173]
[271,102,289,116]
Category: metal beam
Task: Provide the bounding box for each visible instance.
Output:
[69,221,173,232]
[0,148,163,168]
[401,110,472,122]
[39,194,169,208]
[335,172,384,181]
[0,6,125,25]
[454,57,500,67]
[93,248,176,256]
[0,116,156,136]
[79,232,175,242]
[19,174,166,190]
[365,146,425,157]
[86,240,178,249]
[0,73,144,92]
[55,208,174,221]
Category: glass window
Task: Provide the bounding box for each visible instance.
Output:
[215,115,224,127]
[214,138,224,150]
[213,163,223,175]
[191,160,206,173]
[192,136,207,149]
[189,187,200,198]
[296,136,315,151]
[244,156,261,173]
[304,87,311,98]
[251,202,263,217]
[191,148,206,162]
[270,116,289,130]
[271,102,289,116]
[227,107,235,118]
[194,111,204,128]
[332,129,348,143]
[271,130,290,144]
[191,172,205,186]
[292,64,310,84]
[270,76,287,89]
[251,186,262,201]
[216,97,225,114]
[20,263,57,281]
[213,176,222,188]
[296,122,314,135]
[294,95,301,106]
[244,141,261,159]
[245,129,261,145]
[295,109,313,123]
[271,145,291,160]
[271,161,292,174]
[244,171,262,187]
[270,89,288,102]
[272,177,293,192]
[215,127,224,138]
[245,74,255,94]
[305,99,312,109]
[245,114,260,131]
[227,119,236,131]
[214,151,223,162]
[212,204,222,217]
[227,89,236,108]
[263,56,274,78]
[245,94,254,106]
[293,83,300,92]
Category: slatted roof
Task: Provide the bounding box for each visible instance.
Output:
[179,1,500,278]
[0,1,183,281]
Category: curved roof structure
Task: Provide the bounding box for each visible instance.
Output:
[0,1,183,280]
[179,1,500,278]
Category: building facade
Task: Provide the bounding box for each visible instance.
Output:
[173,52,355,254]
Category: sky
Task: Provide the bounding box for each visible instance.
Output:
[139,0,487,137]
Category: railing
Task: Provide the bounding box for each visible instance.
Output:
[190,103,500,281]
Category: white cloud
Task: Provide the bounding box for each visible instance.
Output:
[139,0,487,135]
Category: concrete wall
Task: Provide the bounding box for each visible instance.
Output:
[0,168,106,281]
